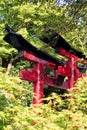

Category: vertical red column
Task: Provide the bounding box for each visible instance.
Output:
[33,63,44,105]
[68,58,74,89]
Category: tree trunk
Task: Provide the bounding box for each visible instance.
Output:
[6,55,18,75]
[0,57,2,67]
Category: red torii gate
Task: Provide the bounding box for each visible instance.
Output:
[19,50,87,105]
[3,24,87,105]
[19,50,67,104]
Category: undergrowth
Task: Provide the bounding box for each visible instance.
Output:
[0,70,87,130]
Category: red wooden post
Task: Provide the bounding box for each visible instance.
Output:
[58,58,75,89]
[67,58,74,89]
[33,63,44,105]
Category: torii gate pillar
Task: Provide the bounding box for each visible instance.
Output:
[33,63,44,105]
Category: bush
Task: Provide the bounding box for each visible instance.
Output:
[0,69,87,130]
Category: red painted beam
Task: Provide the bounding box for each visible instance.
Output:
[19,69,68,90]
[19,70,37,82]
[19,51,57,69]
[44,75,68,89]
[59,48,78,60]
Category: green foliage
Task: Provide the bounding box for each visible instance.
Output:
[0,67,87,130]
[0,0,86,60]
[0,1,87,129]
[0,70,33,129]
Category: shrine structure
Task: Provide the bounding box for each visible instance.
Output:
[3,25,87,105]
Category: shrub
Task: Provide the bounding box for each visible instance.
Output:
[0,69,87,130]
